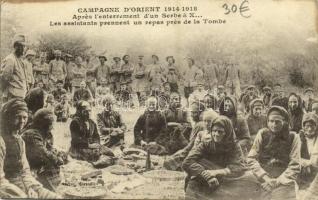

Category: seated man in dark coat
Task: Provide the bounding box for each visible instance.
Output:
[248,106,301,200]
[183,116,259,200]
[51,80,67,103]
[162,92,191,154]
[22,108,67,192]
[73,81,92,107]
[69,100,114,162]
[97,95,126,148]
[247,99,267,141]
[133,96,168,155]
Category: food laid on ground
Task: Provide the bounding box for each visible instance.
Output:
[143,170,186,181]
[107,164,135,175]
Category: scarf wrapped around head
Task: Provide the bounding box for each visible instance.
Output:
[210,115,237,146]
[24,87,45,114]
[31,108,55,134]
[0,98,28,134]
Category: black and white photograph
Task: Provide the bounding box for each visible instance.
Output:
[0,0,318,199]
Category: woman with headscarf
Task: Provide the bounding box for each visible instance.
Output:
[0,98,59,198]
[247,106,301,200]
[182,116,259,200]
[22,108,67,192]
[298,112,318,189]
[69,100,114,163]
[288,93,304,133]
[24,87,46,125]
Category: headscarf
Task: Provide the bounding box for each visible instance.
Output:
[302,112,318,129]
[73,100,90,119]
[31,108,55,133]
[288,92,303,115]
[210,115,237,146]
[24,87,45,114]
[0,98,28,134]
[249,98,264,114]
[219,95,238,117]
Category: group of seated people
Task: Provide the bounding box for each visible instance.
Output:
[1,82,318,200]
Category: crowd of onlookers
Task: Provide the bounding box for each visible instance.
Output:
[1,34,318,200]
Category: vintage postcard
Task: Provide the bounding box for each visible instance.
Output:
[0,0,318,199]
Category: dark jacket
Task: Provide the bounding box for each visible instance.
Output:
[247,106,301,184]
[288,93,304,133]
[134,110,167,145]
[22,128,62,171]
[73,88,92,105]
[246,99,267,137]
[219,96,251,142]
[51,88,67,102]
[70,117,100,149]
[182,116,245,178]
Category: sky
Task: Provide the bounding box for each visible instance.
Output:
[1,0,316,62]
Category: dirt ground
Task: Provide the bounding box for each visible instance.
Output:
[52,105,186,199]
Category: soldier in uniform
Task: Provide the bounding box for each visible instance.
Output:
[33,52,50,91]
[96,55,110,87]
[72,56,86,93]
[224,62,241,98]
[183,58,203,106]
[49,50,66,89]
[86,57,97,98]
[64,54,75,93]
[133,55,148,104]
[109,56,121,93]
[0,34,28,103]
[164,56,180,93]
[120,55,134,91]
[148,55,165,96]
[24,50,36,91]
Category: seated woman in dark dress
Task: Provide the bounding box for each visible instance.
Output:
[182,116,259,200]
[69,100,114,162]
[22,108,67,192]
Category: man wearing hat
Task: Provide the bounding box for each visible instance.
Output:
[248,106,301,200]
[64,54,75,93]
[164,56,180,93]
[72,56,87,94]
[0,34,28,103]
[85,58,98,98]
[120,55,134,89]
[183,57,203,106]
[224,62,241,98]
[203,58,218,92]
[188,81,208,106]
[24,49,36,90]
[133,55,148,104]
[246,98,267,140]
[33,52,50,91]
[303,87,316,112]
[96,55,110,88]
[148,55,165,96]
[49,50,66,88]
[109,56,121,93]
